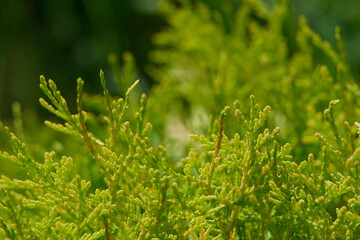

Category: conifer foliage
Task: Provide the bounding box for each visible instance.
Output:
[2,0,360,239]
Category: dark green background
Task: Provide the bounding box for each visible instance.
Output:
[0,0,359,119]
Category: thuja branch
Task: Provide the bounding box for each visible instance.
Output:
[77,78,95,155]
[77,78,112,181]
[324,100,345,154]
[100,69,116,147]
[207,106,230,192]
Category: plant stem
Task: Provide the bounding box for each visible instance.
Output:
[207,115,225,193]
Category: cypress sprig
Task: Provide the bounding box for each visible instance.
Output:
[207,106,230,192]
[100,69,116,147]
[77,77,96,155]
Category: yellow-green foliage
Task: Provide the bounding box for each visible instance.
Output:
[147,0,360,161]
[2,0,360,239]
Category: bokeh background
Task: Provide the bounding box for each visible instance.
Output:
[0,0,359,120]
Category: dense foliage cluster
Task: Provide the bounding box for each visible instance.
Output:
[2,0,360,239]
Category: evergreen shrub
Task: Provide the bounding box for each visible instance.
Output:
[1,0,360,239]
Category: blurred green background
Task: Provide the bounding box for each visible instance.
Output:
[0,0,163,120]
[0,0,359,120]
